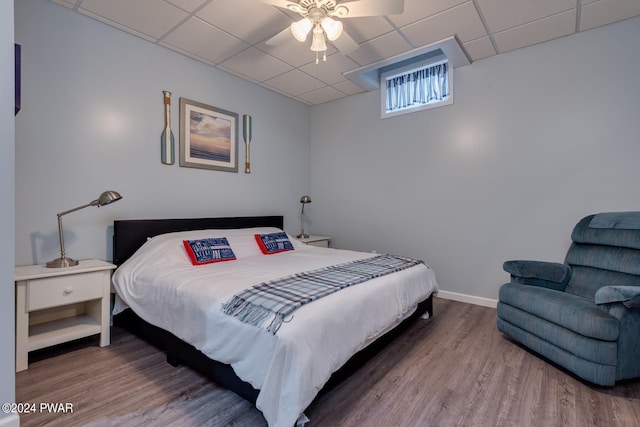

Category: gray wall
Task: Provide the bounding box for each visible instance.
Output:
[1,0,16,425]
[14,0,311,266]
[13,0,640,303]
[309,16,640,301]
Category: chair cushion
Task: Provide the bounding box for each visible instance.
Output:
[565,244,640,277]
[499,283,619,341]
[563,213,640,299]
[589,212,640,230]
[564,265,640,300]
[572,213,640,250]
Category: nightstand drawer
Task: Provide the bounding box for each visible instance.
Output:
[27,272,104,311]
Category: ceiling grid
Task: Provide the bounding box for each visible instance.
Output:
[48,0,640,105]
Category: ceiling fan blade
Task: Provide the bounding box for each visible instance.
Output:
[265,27,293,46]
[337,0,404,18]
[259,0,304,13]
[331,30,358,54]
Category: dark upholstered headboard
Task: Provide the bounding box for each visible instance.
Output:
[113,216,284,266]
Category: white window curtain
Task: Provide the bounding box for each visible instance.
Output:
[385,62,449,112]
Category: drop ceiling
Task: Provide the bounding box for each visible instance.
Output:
[49,0,640,105]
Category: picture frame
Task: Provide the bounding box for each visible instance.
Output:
[15,44,21,115]
[179,97,238,173]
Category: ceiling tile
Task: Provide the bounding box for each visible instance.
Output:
[475,0,576,33]
[333,79,367,96]
[341,16,394,44]
[348,31,413,66]
[50,0,74,8]
[580,0,640,31]
[463,37,496,61]
[493,10,576,53]
[162,17,249,64]
[157,41,216,66]
[300,54,360,85]
[401,2,488,47]
[219,47,292,82]
[165,0,210,13]
[297,86,345,105]
[77,9,157,43]
[196,0,292,44]
[263,69,326,96]
[388,0,469,27]
[78,0,189,40]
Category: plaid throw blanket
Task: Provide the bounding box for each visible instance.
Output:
[222,254,425,334]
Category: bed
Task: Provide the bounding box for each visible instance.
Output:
[111,216,438,427]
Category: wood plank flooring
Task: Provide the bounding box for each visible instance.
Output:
[16,298,640,426]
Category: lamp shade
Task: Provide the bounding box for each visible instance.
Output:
[321,17,343,41]
[291,18,313,42]
[95,190,122,207]
[300,195,311,203]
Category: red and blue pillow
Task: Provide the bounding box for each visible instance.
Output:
[255,232,294,255]
[183,237,236,265]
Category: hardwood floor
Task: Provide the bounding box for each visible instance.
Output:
[16,298,640,426]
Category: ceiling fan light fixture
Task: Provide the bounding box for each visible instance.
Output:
[321,17,343,41]
[264,0,370,63]
[291,17,313,42]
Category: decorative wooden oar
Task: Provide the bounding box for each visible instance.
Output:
[161,91,175,165]
[243,114,252,173]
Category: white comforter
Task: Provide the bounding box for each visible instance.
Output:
[111,227,438,427]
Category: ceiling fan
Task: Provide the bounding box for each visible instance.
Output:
[261,0,404,63]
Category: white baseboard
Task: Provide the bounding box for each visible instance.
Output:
[0,414,20,427]
[436,290,497,308]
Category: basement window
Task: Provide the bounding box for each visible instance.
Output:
[381,58,452,119]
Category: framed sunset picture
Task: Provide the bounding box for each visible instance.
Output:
[179,97,238,172]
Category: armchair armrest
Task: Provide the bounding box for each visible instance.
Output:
[595,286,640,308]
[503,260,571,291]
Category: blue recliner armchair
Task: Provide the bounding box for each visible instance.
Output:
[497,212,640,386]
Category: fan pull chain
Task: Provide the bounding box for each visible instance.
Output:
[315,51,328,65]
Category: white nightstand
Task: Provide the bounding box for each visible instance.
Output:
[298,236,331,248]
[14,259,116,372]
